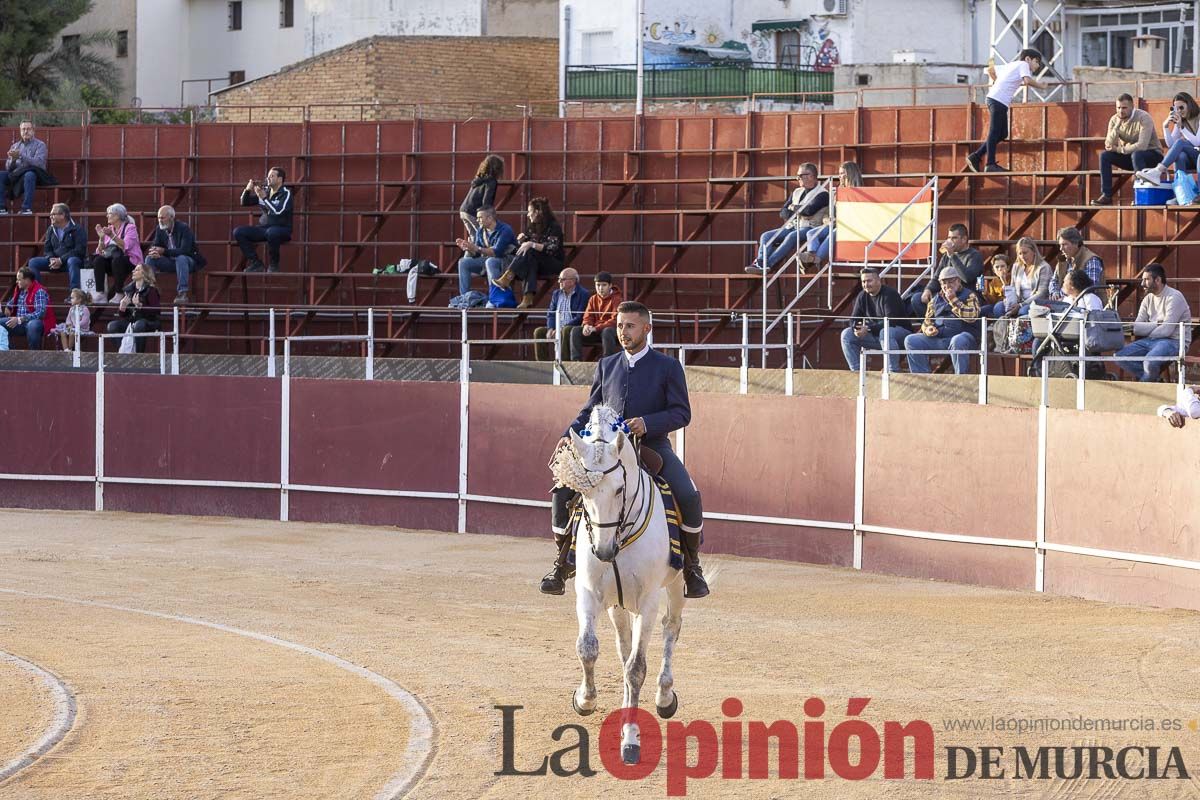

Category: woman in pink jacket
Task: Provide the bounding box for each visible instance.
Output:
[91,203,143,302]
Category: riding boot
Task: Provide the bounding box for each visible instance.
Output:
[681,528,710,599]
[539,532,575,595]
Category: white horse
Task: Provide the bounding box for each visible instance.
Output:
[549,404,686,766]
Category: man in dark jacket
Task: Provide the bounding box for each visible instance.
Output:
[841,267,911,372]
[146,205,206,305]
[28,203,86,288]
[541,301,710,600]
[233,166,293,273]
[533,267,590,361]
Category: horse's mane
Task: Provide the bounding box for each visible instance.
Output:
[549,404,625,496]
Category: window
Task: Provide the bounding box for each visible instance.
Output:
[280,0,294,28]
[229,70,246,86]
[61,34,80,55]
[228,1,242,31]
[116,30,128,58]
[581,30,616,64]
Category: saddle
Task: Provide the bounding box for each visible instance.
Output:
[638,445,663,476]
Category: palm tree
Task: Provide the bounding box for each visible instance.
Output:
[0,0,121,106]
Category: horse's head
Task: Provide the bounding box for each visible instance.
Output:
[549,414,638,562]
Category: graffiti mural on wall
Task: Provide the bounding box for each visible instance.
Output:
[810,23,841,71]
[642,13,841,69]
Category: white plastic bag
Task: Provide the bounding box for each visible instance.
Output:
[118,323,136,354]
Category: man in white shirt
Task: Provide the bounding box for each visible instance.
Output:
[1115,263,1192,382]
[965,49,1046,173]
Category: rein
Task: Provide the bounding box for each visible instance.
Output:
[577,446,655,610]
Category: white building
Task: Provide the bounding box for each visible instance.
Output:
[64,0,557,108]
[562,0,1199,80]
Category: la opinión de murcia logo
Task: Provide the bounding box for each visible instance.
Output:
[495,698,1191,796]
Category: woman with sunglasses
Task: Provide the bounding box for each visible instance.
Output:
[1138,92,1200,192]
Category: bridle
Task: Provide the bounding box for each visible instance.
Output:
[577,453,653,563]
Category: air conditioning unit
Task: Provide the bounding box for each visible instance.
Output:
[820,0,849,16]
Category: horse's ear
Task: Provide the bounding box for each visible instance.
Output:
[614,430,626,454]
[569,427,588,454]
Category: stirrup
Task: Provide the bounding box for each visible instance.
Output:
[540,566,567,595]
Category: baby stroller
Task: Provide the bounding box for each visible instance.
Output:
[1027,288,1124,379]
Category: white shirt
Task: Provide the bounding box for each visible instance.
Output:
[624,343,651,369]
[988,60,1033,106]
[1066,293,1104,314]
[1159,386,1200,420]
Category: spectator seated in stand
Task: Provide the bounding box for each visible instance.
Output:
[840,267,909,372]
[2,266,56,350]
[904,266,982,374]
[569,271,622,361]
[1053,226,1104,296]
[986,238,1052,352]
[105,264,161,354]
[492,196,565,309]
[1139,91,1200,196]
[52,288,91,351]
[28,203,87,288]
[1091,93,1162,206]
[745,162,828,274]
[907,223,983,318]
[533,268,590,362]
[146,205,205,306]
[459,154,502,237]
[0,121,55,215]
[235,167,293,273]
[455,206,516,297]
[800,161,862,269]
[91,204,143,302]
[1114,263,1192,382]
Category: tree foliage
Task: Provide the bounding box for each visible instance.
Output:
[0,0,121,109]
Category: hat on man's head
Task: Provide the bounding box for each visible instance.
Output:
[939,266,965,282]
[595,271,614,284]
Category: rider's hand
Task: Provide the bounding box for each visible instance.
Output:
[626,417,647,436]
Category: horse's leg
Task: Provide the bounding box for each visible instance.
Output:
[620,592,659,765]
[573,589,601,715]
[608,605,633,667]
[655,573,685,717]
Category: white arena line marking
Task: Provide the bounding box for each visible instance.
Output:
[0,589,436,800]
[0,650,77,784]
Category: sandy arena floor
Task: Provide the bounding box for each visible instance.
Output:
[0,509,1198,799]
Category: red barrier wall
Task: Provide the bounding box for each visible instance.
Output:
[0,371,94,510]
[6,370,1200,611]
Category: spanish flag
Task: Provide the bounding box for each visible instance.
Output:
[833,187,935,263]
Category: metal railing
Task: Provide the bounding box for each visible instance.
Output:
[566,62,833,102]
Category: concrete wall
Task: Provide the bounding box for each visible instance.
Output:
[832,62,986,108]
[59,0,138,105]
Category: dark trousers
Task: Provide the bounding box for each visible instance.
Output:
[91,252,133,300]
[569,326,619,361]
[106,317,159,353]
[970,98,1010,167]
[510,249,563,294]
[234,225,292,267]
[551,440,703,534]
[1098,148,1163,196]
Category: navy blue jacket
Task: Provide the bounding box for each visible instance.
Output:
[42,221,87,261]
[148,220,206,268]
[241,185,294,229]
[545,285,590,329]
[568,347,691,449]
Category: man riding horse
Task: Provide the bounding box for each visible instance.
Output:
[540,301,710,599]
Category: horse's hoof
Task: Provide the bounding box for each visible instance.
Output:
[571,693,594,717]
[656,691,679,719]
[622,743,640,765]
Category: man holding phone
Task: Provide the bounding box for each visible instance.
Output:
[841,267,909,372]
[233,166,293,272]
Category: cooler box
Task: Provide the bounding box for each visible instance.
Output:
[1134,179,1174,206]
